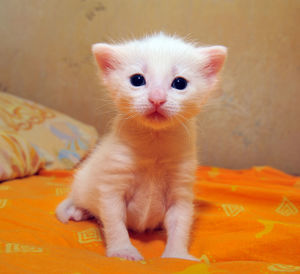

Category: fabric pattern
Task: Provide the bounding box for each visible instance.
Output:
[0,166,299,273]
[0,91,99,179]
[0,131,45,181]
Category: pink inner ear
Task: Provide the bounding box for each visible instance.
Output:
[201,46,227,79]
[92,44,120,75]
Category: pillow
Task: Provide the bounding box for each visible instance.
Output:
[0,91,99,175]
[0,131,45,181]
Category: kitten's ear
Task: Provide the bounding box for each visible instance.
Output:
[198,46,227,84]
[92,43,121,76]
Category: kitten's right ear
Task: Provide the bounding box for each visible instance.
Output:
[92,43,120,76]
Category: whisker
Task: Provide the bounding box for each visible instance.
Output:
[172,114,191,137]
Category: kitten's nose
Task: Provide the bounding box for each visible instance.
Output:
[148,90,166,107]
[148,97,166,107]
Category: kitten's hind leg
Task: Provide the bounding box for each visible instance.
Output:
[56,197,92,223]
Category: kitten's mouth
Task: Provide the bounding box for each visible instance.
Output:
[146,110,167,121]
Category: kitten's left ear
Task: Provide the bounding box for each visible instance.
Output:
[198,46,227,84]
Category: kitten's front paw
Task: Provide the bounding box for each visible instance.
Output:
[107,245,144,261]
[162,252,199,261]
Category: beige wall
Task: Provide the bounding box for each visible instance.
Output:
[0,0,299,174]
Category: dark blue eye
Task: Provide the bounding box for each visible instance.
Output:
[130,74,146,87]
[171,77,188,90]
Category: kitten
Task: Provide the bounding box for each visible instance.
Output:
[56,33,227,261]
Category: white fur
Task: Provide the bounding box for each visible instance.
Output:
[56,33,227,261]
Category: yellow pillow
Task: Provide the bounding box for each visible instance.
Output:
[0,91,99,173]
[0,131,45,181]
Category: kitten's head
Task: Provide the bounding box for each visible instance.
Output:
[92,33,227,129]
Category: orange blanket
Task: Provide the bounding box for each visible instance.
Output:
[0,167,299,273]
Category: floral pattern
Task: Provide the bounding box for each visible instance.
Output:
[0,91,98,180]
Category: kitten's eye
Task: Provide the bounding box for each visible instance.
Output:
[130,74,146,87]
[171,77,188,90]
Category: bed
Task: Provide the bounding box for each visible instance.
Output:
[1,92,299,273]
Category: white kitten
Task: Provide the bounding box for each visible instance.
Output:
[56,33,227,261]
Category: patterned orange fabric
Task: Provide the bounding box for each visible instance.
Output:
[0,166,299,273]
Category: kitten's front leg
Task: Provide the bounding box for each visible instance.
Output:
[100,194,144,261]
[162,189,199,261]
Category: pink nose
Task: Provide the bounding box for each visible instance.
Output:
[148,90,166,107]
[148,97,166,107]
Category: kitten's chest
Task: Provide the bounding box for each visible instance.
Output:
[125,169,168,232]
